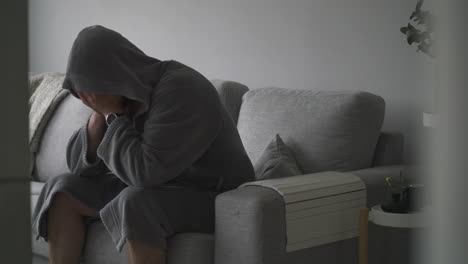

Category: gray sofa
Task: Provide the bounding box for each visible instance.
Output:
[31,80,408,264]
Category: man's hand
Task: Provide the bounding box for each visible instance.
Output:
[86,111,107,163]
[76,91,124,116]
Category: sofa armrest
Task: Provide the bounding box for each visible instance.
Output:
[215,185,286,264]
[214,165,408,264]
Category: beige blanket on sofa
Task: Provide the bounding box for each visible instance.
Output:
[29,72,69,176]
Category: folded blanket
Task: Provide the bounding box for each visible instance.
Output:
[29,72,69,177]
[241,171,366,252]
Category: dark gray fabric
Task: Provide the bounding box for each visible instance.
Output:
[66,118,111,178]
[210,79,249,124]
[254,134,302,180]
[30,183,46,258]
[34,78,252,183]
[31,180,215,264]
[31,179,214,264]
[100,185,217,252]
[372,132,405,166]
[32,173,124,241]
[62,25,161,116]
[31,173,216,252]
[63,25,254,190]
[237,88,385,173]
[32,25,254,253]
[215,165,409,264]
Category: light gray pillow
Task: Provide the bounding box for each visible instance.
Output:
[254,134,303,180]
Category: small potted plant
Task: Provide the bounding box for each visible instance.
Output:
[382,171,410,213]
[382,171,425,213]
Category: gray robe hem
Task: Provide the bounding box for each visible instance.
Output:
[98,201,169,252]
[32,180,101,242]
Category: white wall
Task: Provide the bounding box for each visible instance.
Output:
[29,0,433,162]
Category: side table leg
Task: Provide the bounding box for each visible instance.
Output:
[359,208,369,264]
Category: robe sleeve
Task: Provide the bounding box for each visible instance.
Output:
[96,81,224,187]
[66,116,110,176]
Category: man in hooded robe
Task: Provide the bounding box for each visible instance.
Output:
[31,25,255,264]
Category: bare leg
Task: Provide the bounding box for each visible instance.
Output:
[47,192,99,264]
[127,239,166,264]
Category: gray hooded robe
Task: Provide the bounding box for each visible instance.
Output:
[32,25,255,252]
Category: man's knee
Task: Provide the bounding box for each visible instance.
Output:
[50,192,74,210]
[108,186,149,212]
[50,192,98,217]
[44,172,77,189]
[116,186,145,202]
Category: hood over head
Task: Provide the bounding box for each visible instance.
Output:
[62,25,163,115]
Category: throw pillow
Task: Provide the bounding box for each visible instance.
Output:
[254,134,303,180]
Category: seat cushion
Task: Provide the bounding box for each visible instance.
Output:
[167,233,215,264]
[84,226,214,264]
[33,95,92,182]
[237,88,385,173]
[31,182,214,264]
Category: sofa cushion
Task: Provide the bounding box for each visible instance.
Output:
[33,219,215,264]
[254,134,302,180]
[166,233,215,264]
[33,95,92,182]
[237,88,385,173]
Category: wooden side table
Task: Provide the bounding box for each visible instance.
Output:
[358,205,428,264]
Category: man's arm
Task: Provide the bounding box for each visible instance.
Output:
[66,111,109,176]
[95,80,224,187]
[86,111,107,163]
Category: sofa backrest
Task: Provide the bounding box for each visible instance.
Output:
[32,79,397,182]
[34,95,92,182]
[236,87,385,173]
[371,132,404,166]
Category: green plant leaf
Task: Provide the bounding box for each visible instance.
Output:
[400,26,409,34]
